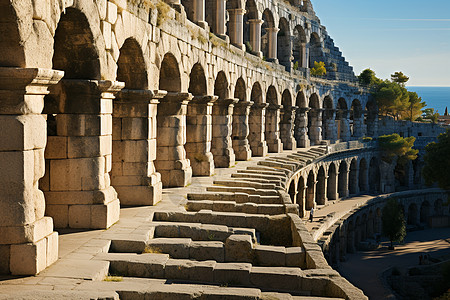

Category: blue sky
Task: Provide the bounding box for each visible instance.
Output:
[312,0,450,86]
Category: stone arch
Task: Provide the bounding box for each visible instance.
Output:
[355,216,362,246]
[214,71,230,100]
[261,9,275,59]
[361,214,367,241]
[346,220,355,253]
[297,176,306,217]
[358,158,368,193]
[434,199,444,216]
[327,162,337,200]
[306,170,315,210]
[248,82,267,156]
[369,157,381,192]
[375,207,382,233]
[288,181,296,203]
[420,201,431,223]
[293,25,307,69]
[282,89,293,107]
[234,77,247,101]
[316,166,327,205]
[296,90,307,108]
[322,95,334,141]
[350,99,363,137]
[367,210,374,237]
[407,203,419,225]
[266,85,278,105]
[277,17,291,71]
[349,158,358,195]
[309,32,323,68]
[117,38,148,90]
[188,63,207,96]
[338,160,348,198]
[159,53,182,92]
[0,3,25,67]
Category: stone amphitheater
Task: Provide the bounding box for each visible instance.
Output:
[1,0,449,299]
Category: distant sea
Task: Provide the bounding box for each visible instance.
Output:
[407,86,450,115]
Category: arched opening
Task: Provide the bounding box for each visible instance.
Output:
[336,98,348,141]
[248,82,267,156]
[41,8,106,229]
[294,90,309,147]
[358,158,368,193]
[232,77,251,161]
[116,39,147,89]
[277,18,291,71]
[0,3,26,67]
[309,32,323,69]
[365,100,378,137]
[338,161,348,198]
[407,203,418,225]
[394,160,408,191]
[297,176,306,217]
[327,162,337,200]
[322,96,334,141]
[293,25,307,69]
[159,53,181,92]
[261,9,275,60]
[367,210,374,238]
[347,220,355,253]
[316,166,326,205]
[214,71,229,100]
[369,157,381,192]
[420,201,431,223]
[350,99,363,138]
[307,93,321,144]
[234,77,247,101]
[288,181,296,203]
[265,85,281,153]
[306,171,315,210]
[434,199,444,216]
[355,216,361,246]
[348,159,358,195]
[280,89,295,150]
[188,63,207,96]
[243,0,259,55]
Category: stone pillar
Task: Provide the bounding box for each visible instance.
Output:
[155,92,193,187]
[232,100,253,160]
[186,95,217,176]
[308,108,323,145]
[112,89,165,206]
[366,112,378,137]
[42,79,122,230]
[338,170,349,198]
[193,0,208,29]
[212,98,238,167]
[227,8,246,51]
[316,176,328,205]
[265,103,283,153]
[0,68,62,275]
[327,171,338,200]
[324,109,337,143]
[295,107,310,148]
[267,27,279,62]
[214,0,228,41]
[248,102,268,156]
[304,46,310,68]
[337,109,350,142]
[280,105,297,150]
[249,19,263,57]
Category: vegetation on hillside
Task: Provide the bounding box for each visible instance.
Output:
[310,61,326,76]
[378,133,418,164]
[382,198,406,250]
[423,130,450,191]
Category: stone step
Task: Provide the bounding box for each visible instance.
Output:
[147,238,225,261]
[214,179,278,190]
[258,160,296,171]
[246,166,291,176]
[235,177,286,188]
[187,191,282,204]
[207,185,279,196]
[237,168,286,176]
[185,200,287,215]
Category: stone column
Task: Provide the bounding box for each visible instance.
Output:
[304,46,310,68]
[212,98,238,167]
[353,110,366,138]
[186,95,217,176]
[227,8,246,51]
[248,102,268,156]
[337,109,350,142]
[193,0,208,29]
[366,112,378,137]
[155,92,193,187]
[232,100,254,160]
[214,0,228,41]
[0,68,62,275]
[112,89,165,206]
[324,108,337,143]
[249,19,263,57]
[308,108,323,145]
[267,27,279,62]
[280,105,297,150]
[265,103,283,153]
[295,107,310,148]
[42,79,122,230]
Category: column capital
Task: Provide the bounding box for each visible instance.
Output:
[267,27,280,33]
[227,8,246,15]
[234,100,254,108]
[215,98,239,107]
[248,18,264,25]
[192,94,218,105]
[266,103,282,110]
[252,102,269,109]
[297,107,310,114]
[116,89,167,104]
[283,105,298,112]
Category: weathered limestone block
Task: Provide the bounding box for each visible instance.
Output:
[0,67,63,275]
[186,95,216,176]
[323,108,337,143]
[147,238,191,259]
[224,234,253,262]
[337,109,350,142]
[308,108,323,145]
[213,262,252,286]
[189,241,225,261]
[232,101,253,161]
[280,105,297,150]
[111,89,165,206]
[265,103,283,153]
[295,108,310,148]
[42,79,123,229]
[155,92,193,187]
[165,259,216,282]
[248,103,268,157]
[352,117,366,138]
[249,267,302,291]
[254,245,286,266]
[211,98,238,167]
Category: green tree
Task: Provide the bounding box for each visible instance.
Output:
[358,68,382,86]
[404,91,426,121]
[423,108,439,123]
[423,130,450,191]
[391,71,409,87]
[382,198,406,250]
[310,61,326,76]
[375,81,409,119]
[378,133,418,164]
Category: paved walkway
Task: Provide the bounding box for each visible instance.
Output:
[338,227,450,300]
